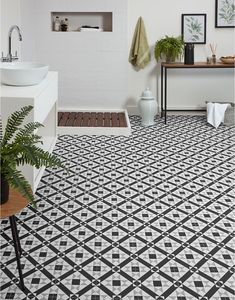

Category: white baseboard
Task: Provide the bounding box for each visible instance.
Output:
[127,105,206,116]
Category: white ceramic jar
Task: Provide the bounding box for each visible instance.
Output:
[138,88,157,126]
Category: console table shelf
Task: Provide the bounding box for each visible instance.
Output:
[161,62,235,123]
[162,62,234,69]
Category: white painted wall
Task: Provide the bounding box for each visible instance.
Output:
[127,0,235,113]
[0,0,21,58]
[20,0,128,111]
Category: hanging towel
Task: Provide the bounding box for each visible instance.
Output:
[207,102,231,128]
[129,17,150,69]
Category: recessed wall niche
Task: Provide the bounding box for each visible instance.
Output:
[51,12,113,32]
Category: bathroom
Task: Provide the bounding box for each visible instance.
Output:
[1,0,235,299]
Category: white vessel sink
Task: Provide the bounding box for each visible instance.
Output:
[1,62,49,86]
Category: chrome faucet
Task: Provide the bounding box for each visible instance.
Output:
[1,25,22,62]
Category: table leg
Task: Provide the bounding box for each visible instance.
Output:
[164,68,167,124]
[10,215,22,256]
[9,216,25,290]
[161,64,163,118]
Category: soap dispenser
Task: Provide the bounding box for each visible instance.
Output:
[138,88,157,126]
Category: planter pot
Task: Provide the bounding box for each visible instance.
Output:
[1,175,9,205]
[165,55,175,64]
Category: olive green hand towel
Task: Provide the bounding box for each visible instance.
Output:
[129,17,150,69]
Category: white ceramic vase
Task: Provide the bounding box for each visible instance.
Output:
[138,88,157,126]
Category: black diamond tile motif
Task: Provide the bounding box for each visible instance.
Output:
[0,115,234,300]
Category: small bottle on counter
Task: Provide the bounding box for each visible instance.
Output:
[54,16,61,31]
[211,54,216,64]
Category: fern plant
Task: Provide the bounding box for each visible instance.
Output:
[1,105,64,207]
[154,35,184,63]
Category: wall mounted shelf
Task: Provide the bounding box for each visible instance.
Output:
[51,12,113,32]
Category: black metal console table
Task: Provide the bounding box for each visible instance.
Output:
[161,62,235,124]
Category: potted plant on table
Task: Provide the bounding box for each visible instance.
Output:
[0,105,64,208]
[154,35,184,63]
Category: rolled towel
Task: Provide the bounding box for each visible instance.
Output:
[207,102,231,128]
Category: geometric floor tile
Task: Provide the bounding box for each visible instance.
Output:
[1,115,235,300]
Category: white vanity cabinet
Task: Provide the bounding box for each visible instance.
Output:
[1,72,58,192]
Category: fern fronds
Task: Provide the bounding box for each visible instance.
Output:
[154,35,184,62]
[6,167,36,207]
[1,105,65,208]
[14,145,64,169]
[1,105,33,146]
[26,146,64,168]
[14,122,43,142]
[14,134,43,148]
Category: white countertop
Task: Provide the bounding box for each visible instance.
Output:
[1,72,58,98]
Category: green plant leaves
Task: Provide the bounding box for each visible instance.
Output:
[14,122,44,143]
[154,35,184,62]
[1,105,64,207]
[1,105,33,147]
[4,166,35,207]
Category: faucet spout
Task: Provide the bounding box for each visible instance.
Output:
[8,25,22,61]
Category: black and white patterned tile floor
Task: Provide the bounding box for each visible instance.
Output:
[1,115,235,300]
